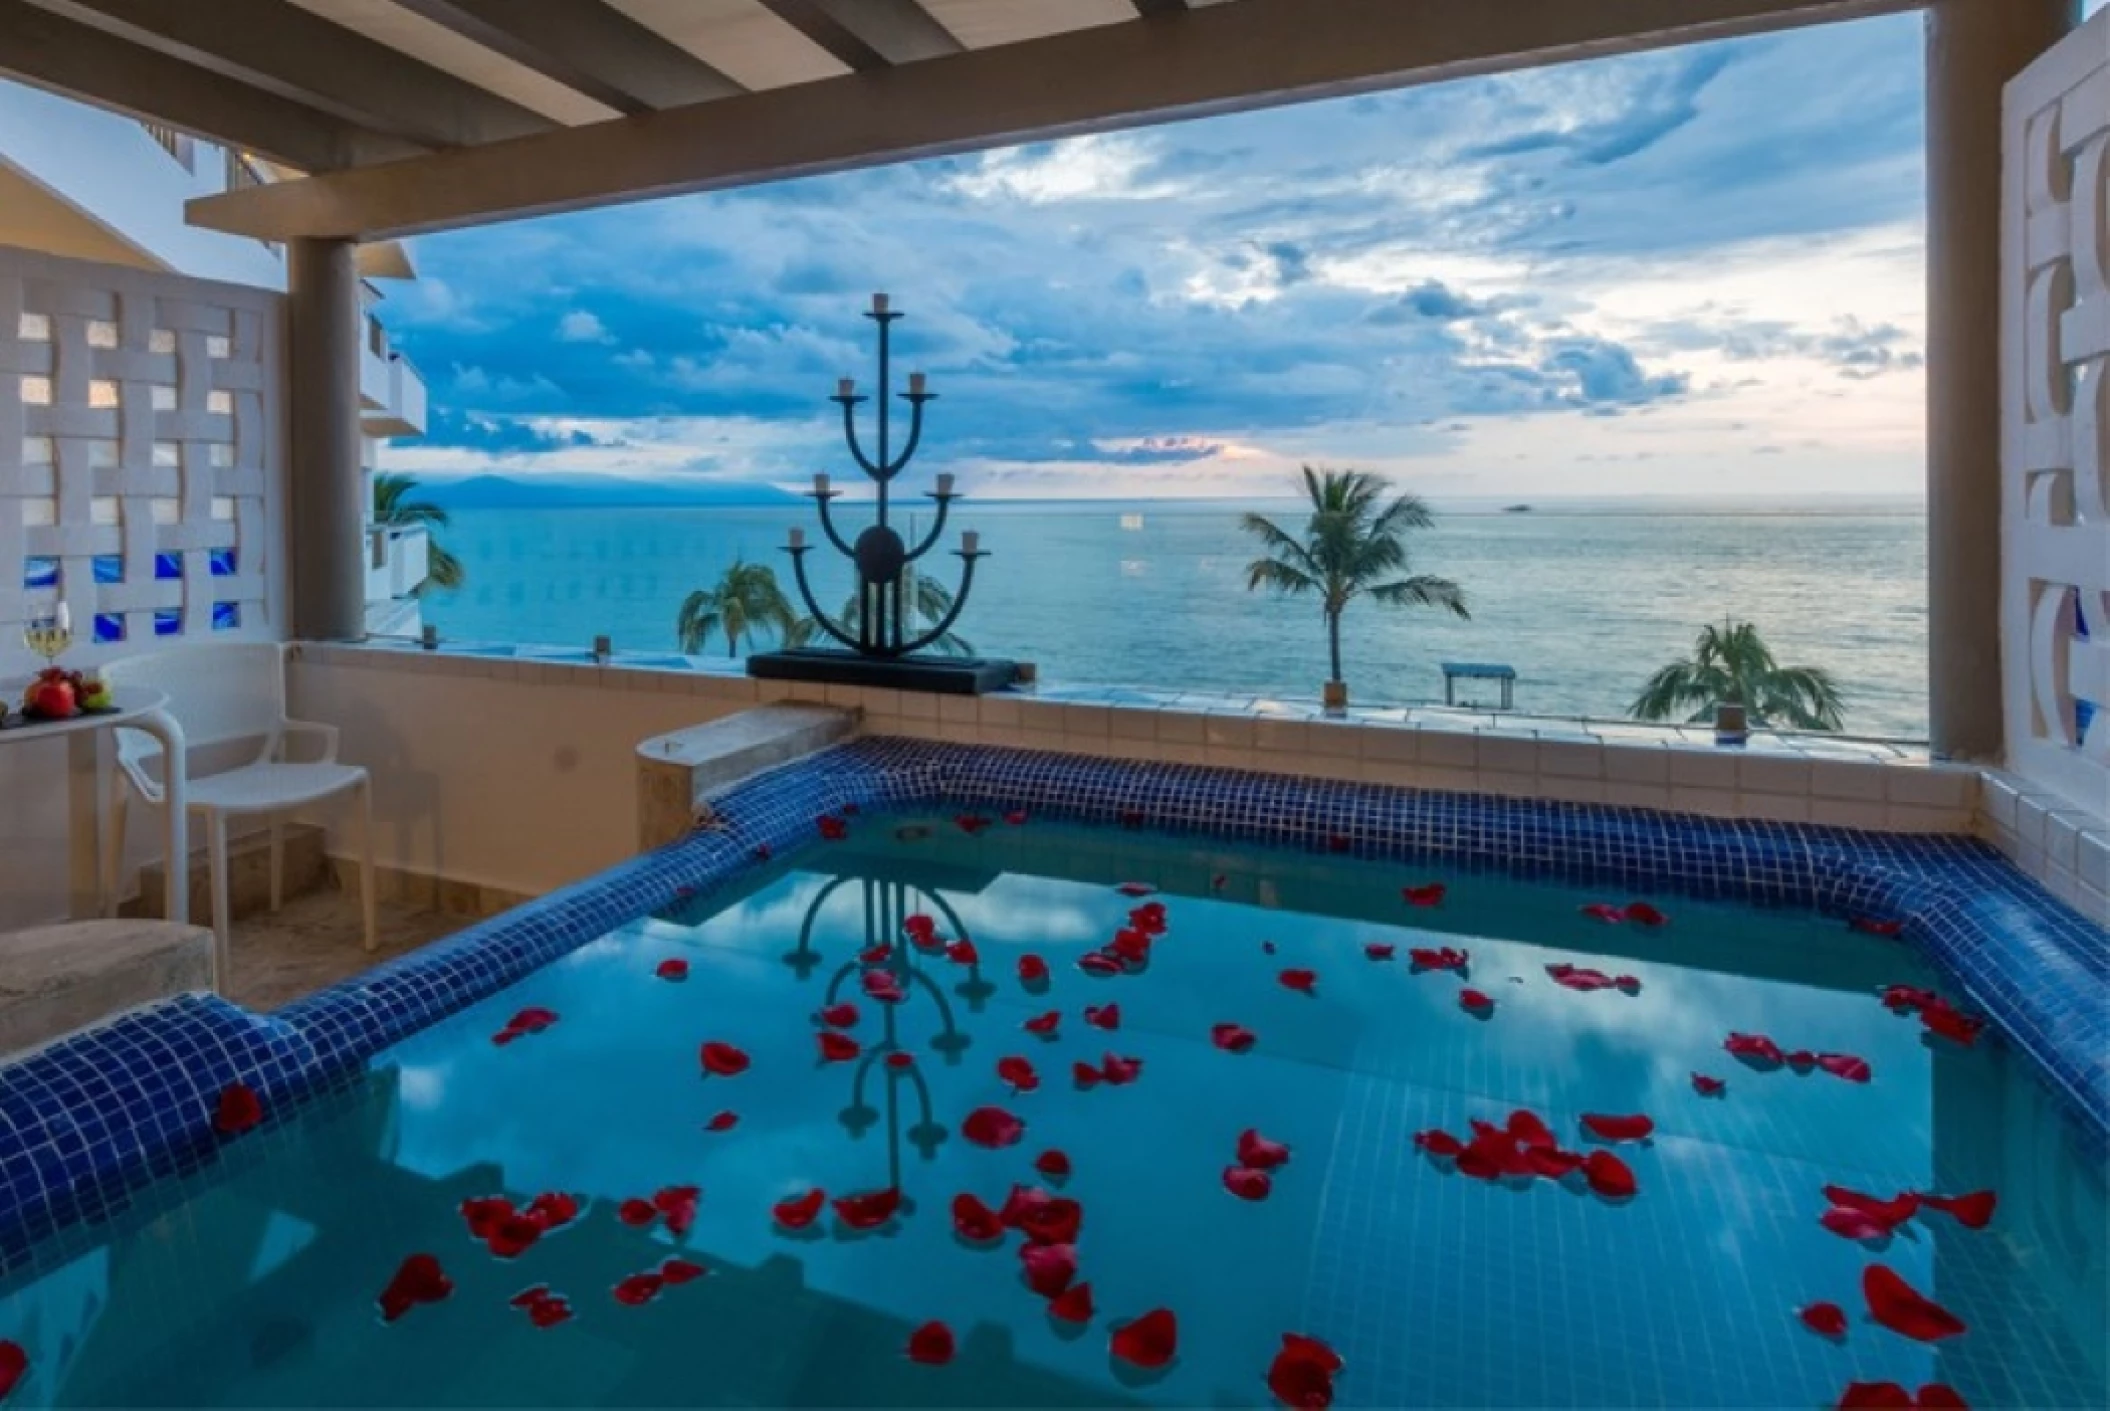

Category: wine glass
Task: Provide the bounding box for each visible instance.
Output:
[23,603,72,667]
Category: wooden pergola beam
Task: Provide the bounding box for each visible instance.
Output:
[0,0,420,170]
[22,0,555,148]
[188,0,1921,242]
[387,0,744,115]
[757,0,965,71]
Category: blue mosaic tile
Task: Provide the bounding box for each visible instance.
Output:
[0,735,2102,1272]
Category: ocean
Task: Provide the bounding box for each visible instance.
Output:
[415,498,1930,740]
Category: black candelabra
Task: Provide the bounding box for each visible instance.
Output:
[788,294,979,657]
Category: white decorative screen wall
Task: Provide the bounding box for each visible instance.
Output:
[0,246,282,674]
[2004,11,2110,816]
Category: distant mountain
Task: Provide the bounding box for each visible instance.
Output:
[410,474,799,510]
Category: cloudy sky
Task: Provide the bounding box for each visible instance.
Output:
[382,10,1941,502]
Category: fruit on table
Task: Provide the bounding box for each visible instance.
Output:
[79,673,112,710]
[23,667,82,718]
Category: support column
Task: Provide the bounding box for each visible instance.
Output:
[286,237,365,641]
[1923,0,2075,759]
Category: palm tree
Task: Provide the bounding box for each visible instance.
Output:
[676,559,797,656]
[786,568,974,657]
[372,471,464,591]
[1240,466,1468,695]
[1630,620,1845,731]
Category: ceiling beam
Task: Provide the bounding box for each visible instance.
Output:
[757,0,965,71]
[0,0,420,171]
[387,0,744,115]
[188,0,1921,241]
[21,0,555,148]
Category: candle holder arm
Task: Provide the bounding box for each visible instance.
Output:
[784,547,862,652]
[811,491,859,558]
[836,396,884,477]
[896,552,984,657]
[882,394,933,478]
[903,491,955,561]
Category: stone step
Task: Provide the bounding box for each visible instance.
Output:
[124,821,333,927]
[0,920,215,1056]
[637,702,859,849]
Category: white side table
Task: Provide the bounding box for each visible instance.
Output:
[0,690,188,925]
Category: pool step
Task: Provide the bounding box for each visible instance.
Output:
[637,702,859,849]
[123,822,333,928]
[0,920,215,1056]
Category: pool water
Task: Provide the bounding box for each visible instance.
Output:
[5,816,2106,1408]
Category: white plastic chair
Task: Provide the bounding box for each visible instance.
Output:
[100,643,376,964]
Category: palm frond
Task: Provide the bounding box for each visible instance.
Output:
[1367,574,1469,619]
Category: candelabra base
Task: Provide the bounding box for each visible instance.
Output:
[747,648,1020,696]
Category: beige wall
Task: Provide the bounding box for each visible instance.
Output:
[286,648,764,897]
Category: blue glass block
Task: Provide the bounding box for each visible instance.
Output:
[91,555,123,586]
[2080,700,2097,736]
[22,557,58,590]
[152,609,181,637]
[208,548,236,578]
[92,614,125,645]
[153,554,181,581]
[210,602,239,632]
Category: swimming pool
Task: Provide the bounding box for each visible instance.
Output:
[0,741,2104,1407]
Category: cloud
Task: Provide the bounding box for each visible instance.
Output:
[376,12,1928,498]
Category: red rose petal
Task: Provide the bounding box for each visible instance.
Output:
[527,1192,578,1228]
[818,1031,861,1064]
[1402,883,1446,906]
[1018,955,1050,984]
[1072,1061,1103,1089]
[945,939,981,966]
[773,1188,826,1230]
[655,958,689,981]
[1078,952,1124,976]
[487,1213,545,1259]
[1411,947,1470,972]
[527,1295,573,1328]
[1800,1301,1849,1337]
[492,1006,560,1045]
[1863,1264,1967,1341]
[1414,1129,1465,1158]
[1546,962,1617,990]
[1024,1011,1061,1036]
[1100,1053,1143,1086]
[1692,1073,1727,1096]
[1622,901,1668,926]
[214,1082,263,1136]
[1459,989,1494,1013]
[1005,810,1029,826]
[818,1003,860,1029]
[618,1198,657,1227]
[1919,1190,1996,1230]
[653,1184,701,1236]
[612,1272,665,1306]
[1110,1308,1179,1369]
[817,815,847,841]
[705,1110,739,1132]
[1110,929,1153,964]
[1523,1147,1586,1179]
[1817,1053,1873,1083]
[1035,1149,1072,1179]
[1116,882,1156,897]
[1850,916,1906,936]
[833,1187,902,1231]
[1048,1281,1095,1323]
[1212,1023,1257,1053]
[1020,1241,1078,1296]
[952,1193,1006,1242]
[860,943,894,965]
[1920,1000,1984,1047]
[1581,1113,1655,1142]
[509,1284,551,1309]
[1223,1166,1273,1201]
[962,1106,1026,1148]
[377,1254,453,1323]
[1268,1333,1344,1409]
[1014,1195,1083,1247]
[0,1341,24,1400]
[907,1320,956,1365]
[1278,968,1318,994]
[904,914,938,940]
[1363,943,1396,961]
[1084,1003,1121,1030]
[997,1056,1041,1092]
[1824,1186,1919,1231]
[659,1258,706,1285]
[1725,1031,1786,1064]
[1839,1383,1915,1408]
[1581,1149,1637,1198]
[1238,1128,1292,1169]
[1822,1207,1895,1242]
[700,1041,751,1077]
[861,969,906,1004]
[1916,1386,1969,1409]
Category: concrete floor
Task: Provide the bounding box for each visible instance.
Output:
[220,889,461,1011]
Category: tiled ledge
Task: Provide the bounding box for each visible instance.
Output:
[302,639,1976,834]
[1978,769,2110,924]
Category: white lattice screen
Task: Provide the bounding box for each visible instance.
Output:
[2003,11,2110,815]
[0,246,283,676]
